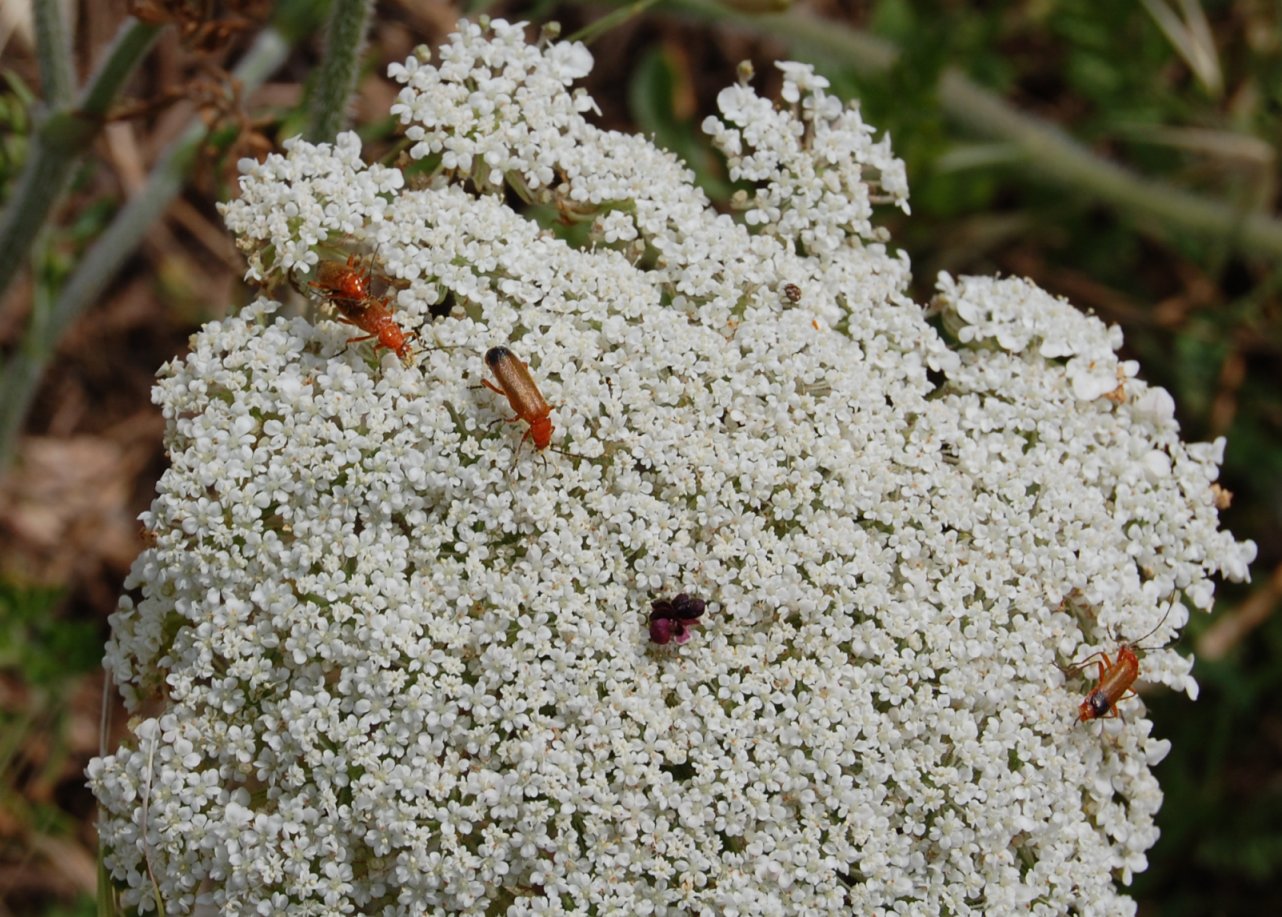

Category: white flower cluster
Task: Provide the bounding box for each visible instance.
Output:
[703,60,909,256]
[89,19,1254,916]
[221,131,405,280]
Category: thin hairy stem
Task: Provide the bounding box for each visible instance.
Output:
[307,0,374,142]
[0,25,293,470]
[34,0,75,105]
[0,18,161,308]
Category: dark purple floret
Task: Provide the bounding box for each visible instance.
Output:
[650,597,676,620]
[649,616,677,645]
[649,616,699,645]
[649,593,707,644]
[670,593,705,620]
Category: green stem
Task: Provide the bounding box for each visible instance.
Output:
[672,2,1282,259]
[34,0,75,106]
[308,0,374,142]
[0,18,161,310]
[0,26,292,471]
[569,0,663,45]
[78,18,165,117]
[934,70,1282,256]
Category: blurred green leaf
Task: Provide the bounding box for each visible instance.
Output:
[0,582,98,688]
[628,45,733,200]
[0,70,34,187]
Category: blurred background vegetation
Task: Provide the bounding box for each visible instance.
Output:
[0,1,1277,914]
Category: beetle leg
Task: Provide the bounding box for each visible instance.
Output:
[1092,655,1115,683]
[1061,650,1110,676]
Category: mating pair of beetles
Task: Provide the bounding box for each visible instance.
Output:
[308,253,555,458]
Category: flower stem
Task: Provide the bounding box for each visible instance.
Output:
[0,24,294,472]
[34,0,75,106]
[0,18,161,311]
[307,0,374,142]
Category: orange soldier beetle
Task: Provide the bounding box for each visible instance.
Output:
[481,346,555,457]
[1064,604,1175,723]
[308,253,416,366]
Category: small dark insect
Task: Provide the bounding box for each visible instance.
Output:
[783,283,802,304]
[649,593,706,645]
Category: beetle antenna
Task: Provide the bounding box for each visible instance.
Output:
[1130,601,1177,651]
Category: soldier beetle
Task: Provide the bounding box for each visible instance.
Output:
[308,252,416,366]
[482,346,556,456]
[1064,604,1175,723]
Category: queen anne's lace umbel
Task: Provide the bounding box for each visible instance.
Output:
[89,19,1253,916]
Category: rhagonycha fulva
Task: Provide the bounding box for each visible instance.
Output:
[1063,604,1175,723]
[309,252,416,366]
[482,346,554,458]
